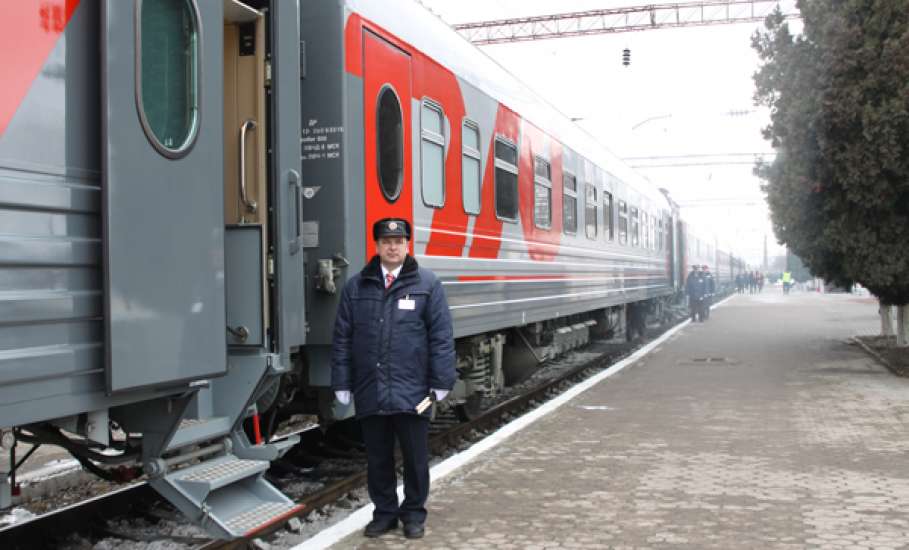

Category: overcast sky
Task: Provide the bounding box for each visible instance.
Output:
[418,0,798,266]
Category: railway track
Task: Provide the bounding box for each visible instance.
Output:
[0,311,691,550]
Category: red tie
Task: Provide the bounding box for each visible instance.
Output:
[385,273,395,289]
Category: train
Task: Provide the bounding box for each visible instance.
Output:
[0,0,746,539]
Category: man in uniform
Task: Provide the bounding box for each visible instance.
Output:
[685,264,706,322]
[331,218,457,539]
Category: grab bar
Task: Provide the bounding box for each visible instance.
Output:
[239,119,257,213]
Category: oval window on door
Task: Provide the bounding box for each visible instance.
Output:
[376,86,404,201]
[136,0,201,158]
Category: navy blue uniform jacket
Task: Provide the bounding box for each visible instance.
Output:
[686,272,707,300]
[331,255,457,418]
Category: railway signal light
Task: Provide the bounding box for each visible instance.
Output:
[622,48,631,66]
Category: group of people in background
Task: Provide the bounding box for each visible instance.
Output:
[735,271,764,294]
[685,264,716,322]
[686,266,800,321]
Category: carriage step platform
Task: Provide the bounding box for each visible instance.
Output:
[166,416,233,452]
[152,453,302,539]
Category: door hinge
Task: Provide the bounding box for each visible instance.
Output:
[264,59,273,88]
[267,253,276,280]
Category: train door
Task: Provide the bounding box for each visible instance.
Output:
[362,30,413,260]
[677,220,687,287]
[667,213,678,289]
[102,0,227,392]
[223,2,269,352]
[268,0,306,356]
[222,0,305,359]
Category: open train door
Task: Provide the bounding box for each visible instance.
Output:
[101,0,227,393]
[267,0,306,358]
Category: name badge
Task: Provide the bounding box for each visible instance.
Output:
[398,298,415,310]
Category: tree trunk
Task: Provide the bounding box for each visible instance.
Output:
[879,302,894,336]
[897,305,909,347]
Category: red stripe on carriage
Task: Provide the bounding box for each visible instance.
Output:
[0,1,79,138]
[344,13,363,78]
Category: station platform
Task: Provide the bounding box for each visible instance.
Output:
[309,291,909,549]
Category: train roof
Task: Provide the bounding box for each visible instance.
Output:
[345,0,672,210]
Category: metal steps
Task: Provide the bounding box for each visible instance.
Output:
[152,452,301,539]
[223,502,299,535]
[166,417,233,452]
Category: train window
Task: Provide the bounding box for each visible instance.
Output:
[563,173,578,234]
[652,216,658,250]
[376,86,404,201]
[657,218,664,250]
[533,156,552,229]
[642,212,649,249]
[494,138,518,221]
[618,200,628,244]
[462,121,481,214]
[421,101,445,208]
[585,182,598,239]
[137,0,201,158]
[603,192,614,241]
[630,207,640,247]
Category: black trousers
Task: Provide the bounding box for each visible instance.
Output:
[689,297,703,321]
[360,414,430,525]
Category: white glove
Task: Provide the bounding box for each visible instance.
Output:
[431,389,449,402]
[335,390,351,405]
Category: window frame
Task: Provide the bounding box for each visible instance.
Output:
[657,216,663,250]
[419,98,446,208]
[584,181,598,240]
[630,206,640,247]
[603,191,614,241]
[461,118,482,215]
[562,171,578,235]
[652,214,658,250]
[135,0,202,159]
[533,155,552,229]
[374,84,405,202]
[618,200,629,245]
[493,136,519,223]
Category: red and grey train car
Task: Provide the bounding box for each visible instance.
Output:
[301,0,689,416]
[0,0,740,537]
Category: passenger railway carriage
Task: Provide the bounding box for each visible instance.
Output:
[0,0,742,538]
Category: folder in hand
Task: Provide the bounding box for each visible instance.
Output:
[415,394,434,414]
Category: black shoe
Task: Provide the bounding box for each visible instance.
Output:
[403,522,425,539]
[364,518,398,538]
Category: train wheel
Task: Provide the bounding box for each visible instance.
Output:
[455,393,484,421]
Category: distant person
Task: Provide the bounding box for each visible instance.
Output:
[757,272,765,293]
[782,271,792,294]
[735,273,744,294]
[685,265,707,322]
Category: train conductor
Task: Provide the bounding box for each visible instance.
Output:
[331,217,457,539]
